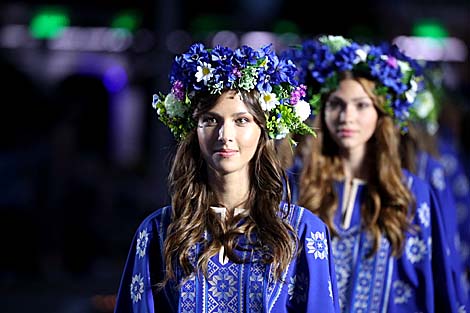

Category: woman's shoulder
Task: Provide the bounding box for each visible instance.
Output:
[402,168,431,193]
[279,201,327,230]
[135,205,172,233]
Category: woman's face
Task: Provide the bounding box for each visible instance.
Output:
[324,78,378,156]
[197,91,261,177]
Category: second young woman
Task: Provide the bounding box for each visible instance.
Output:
[283,36,467,312]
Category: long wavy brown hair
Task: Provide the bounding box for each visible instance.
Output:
[400,122,439,174]
[160,89,298,287]
[298,72,415,256]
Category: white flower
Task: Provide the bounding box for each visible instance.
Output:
[152,94,159,109]
[294,100,311,122]
[195,62,214,85]
[320,35,351,52]
[397,60,412,75]
[259,92,279,111]
[414,90,435,119]
[164,93,186,118]
[130,273,145,303]
[354,48,368,63]
[405,79,419,103]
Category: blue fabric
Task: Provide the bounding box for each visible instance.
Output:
[438,133,470,305]
[114,202,340,313]
[287,162,468,312]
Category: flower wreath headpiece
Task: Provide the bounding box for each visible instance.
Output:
[282,35,425,132]
[152,42,315,141]
[408,62,444,135]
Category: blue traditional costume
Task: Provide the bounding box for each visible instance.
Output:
[115,203,339,312]
[288,161,467,312]
[114,43,340,312]
[438,127,470,300]
[283,35,468,312]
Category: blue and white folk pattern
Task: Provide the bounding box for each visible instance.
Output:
[328,172,464,312]
[114,203,340,313]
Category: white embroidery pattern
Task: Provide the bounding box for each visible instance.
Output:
[431,167,445,191]
[136,229,149,258]
[440,154,457,175]
[306,231,328,259]
[287,272,308,303]
[405,237,427,264]
[393,280,412,304]
[453,174,469,197]
[130,273,144,303]
[417,202,430,228]
[288,276,296,301]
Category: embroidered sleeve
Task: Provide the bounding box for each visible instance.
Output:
[286,206,340,313]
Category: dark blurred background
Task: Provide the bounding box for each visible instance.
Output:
[0,0,468,312]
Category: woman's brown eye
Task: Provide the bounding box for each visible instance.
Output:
[201,117,217,126]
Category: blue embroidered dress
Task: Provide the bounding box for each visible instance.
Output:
[114,203,340,313]
[287,162,468,312]
[438,131,470,302]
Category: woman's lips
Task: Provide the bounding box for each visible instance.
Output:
[214,149,238,157]
[337,129,355,137]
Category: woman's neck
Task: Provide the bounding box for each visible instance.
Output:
[340,146,369,181]
[208,171,250,210]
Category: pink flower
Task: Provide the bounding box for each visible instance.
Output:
[171,81,185,101]
[386,56,398,68]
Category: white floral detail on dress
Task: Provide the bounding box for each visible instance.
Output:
[440,154,457,175]
[306,231,328,259]
[130,273,144,303]
[208,267,237,302]
[431,167,445,191]
[393,280,412,304]
[288,276,296,301]
[453,174,469,197]
[417,202,430,228]
[136,229,149,258]
[287,273,307,304]
[328,280,333,299]
[405,236,427,264]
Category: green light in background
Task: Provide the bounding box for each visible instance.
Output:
[111,11,140,32]
[412,20,448,38]
[273,20,299,34]
[30,7,69,39]
[190,14,229,36]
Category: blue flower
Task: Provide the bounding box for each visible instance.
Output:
[153,42,315,140]
[284,36,425,131]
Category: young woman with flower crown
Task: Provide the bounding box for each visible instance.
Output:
[113,43,340,312]
[282,36,468,312]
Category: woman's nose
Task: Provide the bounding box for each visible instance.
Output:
[339,103,355,122]
[218,123,234,142]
